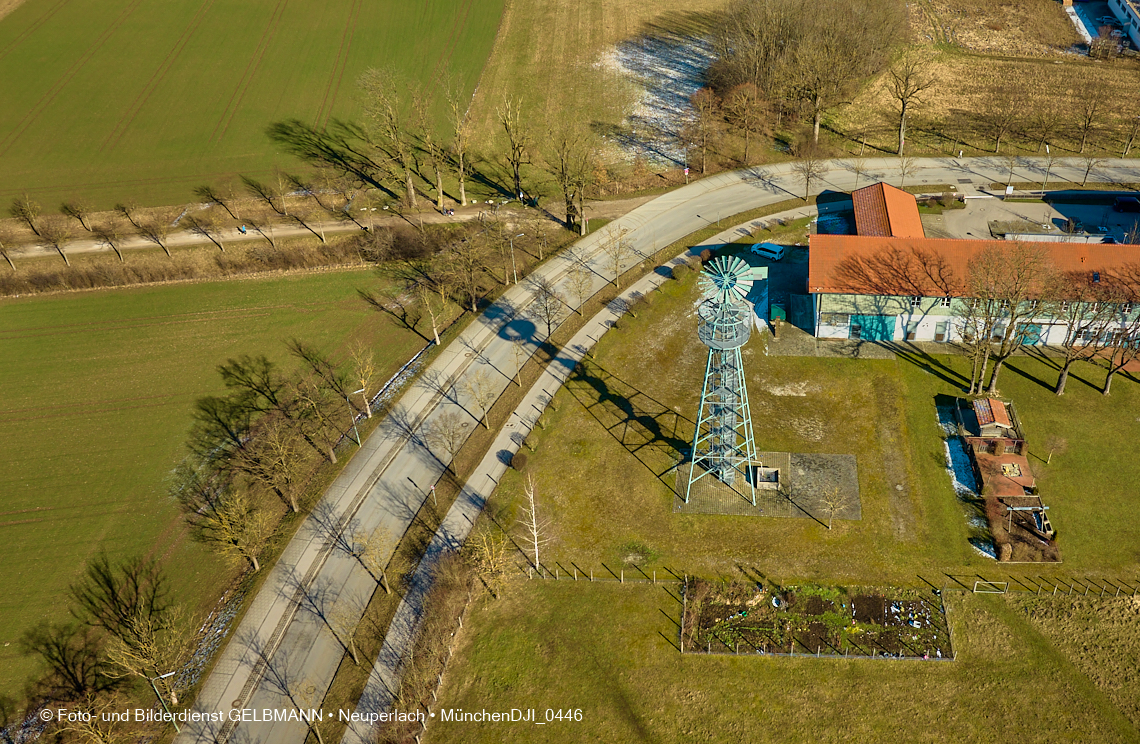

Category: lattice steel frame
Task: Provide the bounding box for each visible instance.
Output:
[685,301,758,504]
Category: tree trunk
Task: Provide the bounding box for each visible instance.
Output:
[381,571,391,594]
[1055,358,1074,395]
[897,107,907,156]
[251,555,261,572]
[2,251,15,270]
[744,128,751,165]
[812,95,822,144]
[56,246,70,266]
[987,356,1005,394]
[458,154,468,206]
[1103,368,1116,395]
[436,170,444,211]
[405,170,417,208]
[327,446,337,464]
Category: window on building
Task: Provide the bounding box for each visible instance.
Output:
[906,322,919,341]
[1060,301,1070,312]
[935,322,948,342]
[1124,302,1135,315]
[910,296,922,308]
[971,298,981,309]
[819,313,850,326]
[1029,300,1039,310]
[939,296,952,308]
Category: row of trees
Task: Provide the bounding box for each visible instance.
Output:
[834,242,1140,396]
[171,343,381,577]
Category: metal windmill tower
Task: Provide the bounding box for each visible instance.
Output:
[685,255,759,505]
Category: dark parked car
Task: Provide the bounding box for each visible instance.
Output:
[1113,196,1140,213]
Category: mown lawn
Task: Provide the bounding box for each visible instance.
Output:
[0,0,503,207]
[427,582,1140,743]
[0,268,425,697]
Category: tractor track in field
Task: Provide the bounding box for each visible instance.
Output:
[0,309,277,342]
[0,398,180,424]
[211,0,290,143]
[314,0,362,130]
[431,0,475,82]
[0,392,182,419]
[0,0,146,158]
[101,0,221,153]
[0,0,72,63]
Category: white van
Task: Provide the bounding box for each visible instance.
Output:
[749,242,786,261]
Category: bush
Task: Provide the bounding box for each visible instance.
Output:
[939,192,957,208]
[699,248,713,264]
[670,263,690,281]
[510,452,528,470]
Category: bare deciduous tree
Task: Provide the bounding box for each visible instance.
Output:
[351,527,394,593]
[723,82,768,165]
[359,67,418,208]
[93,216,130,262]
[682,87,722,174]
[443,71,472,206]
[424,408,470,471]
[1081,155,1107,187]
[38,215,73,266]
[819,485,851,530]
[190,491,274,572]
[464,528,508,599]
[183,210,227,252]
[967,243,1060,393]
[9,194,42,237]
[887,54,934,155]
[104,604,192,704]
[194,184,242,221]
[238,417,309,512]
[1053,276,1115,395]
[60,200,94,232]
[498,94,531,200]
[349,342,377,418]
[527,275,567,337]
[0,222,18,270]
[463,370,497,429]
[846,158,869,192]
[600,228,636,287]
[791,152,826,201]
[566,260,595,315]
[897,155,919,191]
[517,474,550,570]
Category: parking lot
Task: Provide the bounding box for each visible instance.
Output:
[936,195,1140,243]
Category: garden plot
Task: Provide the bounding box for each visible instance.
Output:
[599,32,713,165]
[684,580,952,660]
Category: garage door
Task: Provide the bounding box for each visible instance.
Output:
[850,315,896,342]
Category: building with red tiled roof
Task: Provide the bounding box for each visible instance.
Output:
[808,234,1140,344]
[851,183,925,239]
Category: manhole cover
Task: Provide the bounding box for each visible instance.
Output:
[957,178,972,184]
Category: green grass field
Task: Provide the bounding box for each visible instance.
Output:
[483,270,1140,584]
[0,0,503,208]
[0,268,427,697]
[427,582,1140,743]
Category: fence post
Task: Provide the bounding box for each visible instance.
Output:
[621,569,624,584]
[528,567,533,580]
[653,571,656,585]
[556,568,559,580]
[590,569,594,582]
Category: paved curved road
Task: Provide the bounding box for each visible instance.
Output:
[176,156,1140,744]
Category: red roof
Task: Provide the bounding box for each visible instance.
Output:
[809,234,1140,296]
[974,399,1012,429]
[852,183,925,239]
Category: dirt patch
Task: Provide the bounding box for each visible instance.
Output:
[853,594,885,624]
[0,0,27,22]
